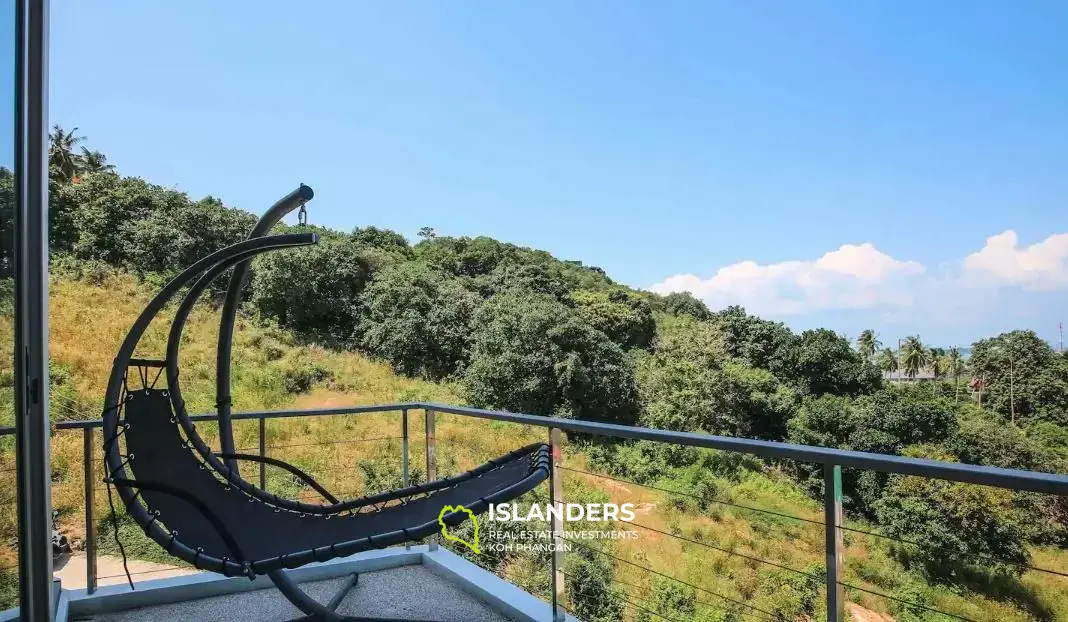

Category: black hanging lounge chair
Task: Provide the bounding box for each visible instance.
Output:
[100,185,551,621]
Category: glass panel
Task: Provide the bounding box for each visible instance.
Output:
[0,0,18,610]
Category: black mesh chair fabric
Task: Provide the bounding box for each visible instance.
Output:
[123,388,549,572]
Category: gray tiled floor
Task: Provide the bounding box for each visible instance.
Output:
[85,565,512,621]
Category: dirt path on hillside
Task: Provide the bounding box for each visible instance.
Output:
[847,602,896,622]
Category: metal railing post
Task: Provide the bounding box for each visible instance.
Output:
[258,417,266,490]
[425,408,437,551]
[402,408,410,551]
[824,463,844,622]
[14,0,54,614]
[83,428,96,594]
[550,428,565,622]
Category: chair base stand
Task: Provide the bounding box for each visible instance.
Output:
[326,574,358,612]
[279,570,436,622]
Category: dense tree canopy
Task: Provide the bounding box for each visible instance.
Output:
[789,388,959,511]
[709,305,797,377]
[482,262,571,300]
[463,291,639,423]
[792,328,882,397]
[124,195,256,275]
[875,445,1031,581]
[635,315,799,439]
[251,231,373,343]
[970,330,1068,425]
[61,173,192,264]
[0,170,12,279]
[571,289,655,350]
[654,291,712,320]
[358,262,477,379]
[948,409,1062,473]
[350,226,410,257]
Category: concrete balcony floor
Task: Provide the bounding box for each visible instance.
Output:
[53,546,570,622]
[87,565,508,622]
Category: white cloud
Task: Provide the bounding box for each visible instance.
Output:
[650,243,925,316]
[963,230,1068,290]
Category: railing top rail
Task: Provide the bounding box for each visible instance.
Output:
[419,403,1068,496]
[4,401,1066,495]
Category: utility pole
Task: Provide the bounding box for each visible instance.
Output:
[1059,321,1063,354]
[1010,355,1016,425]
[1003,336,1017,425]
[897,338,902,382]
[953,344,960,403]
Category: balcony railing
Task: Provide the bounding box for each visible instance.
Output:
[1,401,1067,621]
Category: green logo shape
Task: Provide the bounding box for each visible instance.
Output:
[438,504,480,554]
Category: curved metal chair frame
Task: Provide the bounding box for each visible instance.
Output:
[100,187,551,621]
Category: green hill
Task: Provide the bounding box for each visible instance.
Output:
[0,146,1066,619]
[0,270,1060,620]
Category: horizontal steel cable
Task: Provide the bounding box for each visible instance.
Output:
[566,539,785,620]
[557,465,822,525]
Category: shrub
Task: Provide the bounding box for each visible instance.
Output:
[0,568,16,613]
[887,582,936,622]
[280,356,334,394]
[636,576,696,622]
[566,545,625,622]
[50,255,119,285]
[874,445,1030,581]
[665,463,719,512]
[357,455,406,495]
[756,564,822,620]
[586,440,675,484]
[587,440,761,493]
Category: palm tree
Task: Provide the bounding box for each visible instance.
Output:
[929,347,946,377]
[876,347,898,380]
[946,346,965,402]
[79,148,114,174]
[901,335,929,380]
[49,124,86,182]
[856,329,881,360]
[929,347,946,393]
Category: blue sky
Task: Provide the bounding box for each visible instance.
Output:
[4,1,1068,347]
[1,3,11,165]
